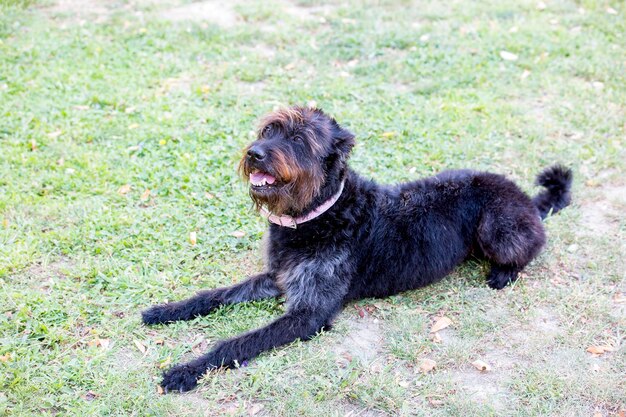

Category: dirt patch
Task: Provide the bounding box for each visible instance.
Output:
[446,367,512,412]
[332,315,385,364]
[24,256,76,293]
[281,1,336,21]
[160,1,240,27]
[579,185,626,237]
[40,0,115,24]
[504,307,562,348]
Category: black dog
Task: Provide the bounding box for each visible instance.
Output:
[143,106,572,392]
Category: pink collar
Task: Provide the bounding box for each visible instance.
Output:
[260,180,345,229]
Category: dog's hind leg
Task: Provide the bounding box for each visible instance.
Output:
[141,273,280,325]
[477,204,546,289]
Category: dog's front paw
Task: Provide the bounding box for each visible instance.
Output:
[161,363,203,393]
[142,304,176,325]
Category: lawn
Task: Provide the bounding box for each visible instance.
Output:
[0,0,624,415]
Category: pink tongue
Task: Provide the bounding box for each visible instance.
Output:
[250,172,276,184]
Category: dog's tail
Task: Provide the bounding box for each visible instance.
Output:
[532,164,573,220]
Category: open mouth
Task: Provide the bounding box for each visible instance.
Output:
[249,171,278,190]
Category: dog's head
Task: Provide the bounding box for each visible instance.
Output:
[238,106,355,215]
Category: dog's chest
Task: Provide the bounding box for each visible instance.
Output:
[273,248,351,307]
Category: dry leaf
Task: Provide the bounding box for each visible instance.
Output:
[592,413,602,417]
[30,139,38,151]
[430,316,452,333]
[99,338,110,349]
[83,390,99,401]
[48,130,63,139]
[471,359,491,372]
[419,358,437,373]
[134,340,147,354]
[2,218,8,229]
[586,345,614,355]
[157,385,164,395]
[140,189,151,201]
[0,353,11,362]
[128,123,139,130]
[500,51,519,61]
[427,396,444,407]
[382,131,397,138]
[613,292,626,303]
[118,184,131,195]
[231,231,246,238]
[204,192,215,199]
[431,332,443,343]
[189,231,197,246]
[606,7,617,15]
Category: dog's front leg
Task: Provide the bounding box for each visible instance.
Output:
[159,304,340,392]
[142,272,280,325]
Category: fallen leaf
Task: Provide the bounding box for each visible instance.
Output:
[431,332,443,343]
[2,218,8,229]
[0,353,11,362]
[48,130,63,139]
[419,358,437,373]
[204,192,215,199]
[430,316,452,333]
[83,390,99,401]
[98,338,110,349]
[157,385,164,395]
[427,397,444,407]
[381,131,397,138]
[471,359,491,372]
[128,123,139,130]
[521,70,531,80]
[500,51,519,61]
[606,7,617,15]
[30,139,38,151]
[134,340,147,354]
[140,189,151,201]
[189,231,197,246]
[118,184,131,195]
[586,345,614,355]
[398,380,409,388]
[231,231,246,238]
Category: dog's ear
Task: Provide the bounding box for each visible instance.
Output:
[331,119,355,158]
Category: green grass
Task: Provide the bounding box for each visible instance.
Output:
[1,0,625,415]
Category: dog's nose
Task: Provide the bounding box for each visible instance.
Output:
[247,146,266,161]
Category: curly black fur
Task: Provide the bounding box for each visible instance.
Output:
[142,106,573,392]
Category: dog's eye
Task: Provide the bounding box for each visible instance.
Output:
[293,135,303,142]
[262,124,273,137]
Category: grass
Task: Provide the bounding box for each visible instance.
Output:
[1,0,625,415]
